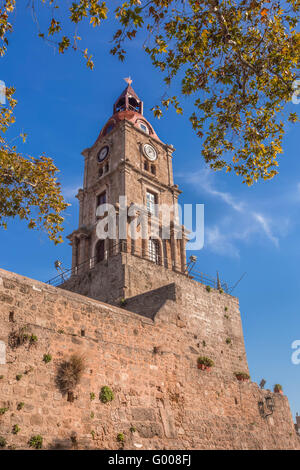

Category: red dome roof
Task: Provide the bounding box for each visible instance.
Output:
[99,110,161,142]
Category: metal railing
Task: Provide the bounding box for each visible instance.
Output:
[46,240,230,293]
[187,268,229,292]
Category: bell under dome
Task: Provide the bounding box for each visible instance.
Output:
[99,79,161,142]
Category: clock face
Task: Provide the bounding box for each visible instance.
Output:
[98,146,109,162]
[143,143,157,161]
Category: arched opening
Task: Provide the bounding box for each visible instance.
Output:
[115,97,125,112]
[95,239,105,264]
[138,121,149,134]
[103,122,114,135]
[128,96,140,112]
[148,238,160,265]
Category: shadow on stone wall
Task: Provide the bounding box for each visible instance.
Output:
[122,283,177,319]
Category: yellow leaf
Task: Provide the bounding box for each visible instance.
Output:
[260,8,268,17]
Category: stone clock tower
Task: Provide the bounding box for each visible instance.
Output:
[62,79,188,305]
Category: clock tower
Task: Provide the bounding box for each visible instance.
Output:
[62,80,188,305]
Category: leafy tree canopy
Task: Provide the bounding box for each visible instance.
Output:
[0,0,299,244]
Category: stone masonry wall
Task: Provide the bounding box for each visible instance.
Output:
[0,268,299,450]
[60,252,248,376]
[60,254,125,305]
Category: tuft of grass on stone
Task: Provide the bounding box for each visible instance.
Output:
[117,433,124,442]
[28,435,43,449]
[8,326,30,349]
[0,437,7,448]
[17,402,25,411]
[0,407,8,415]
[90,392,95,401]
[43,353,52,364]
[16,374,22,381]
[56,354,85,395]
[12,424,20,435]
[100,386,114,404]
[29,334,38,345]
[205,285,211,293]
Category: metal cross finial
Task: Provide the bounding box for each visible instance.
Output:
[124,76,132,86]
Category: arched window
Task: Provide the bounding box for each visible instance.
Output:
[148,239,160,265]
[138,121,149,134]
[95,239,105,263]
[103,122,114,135]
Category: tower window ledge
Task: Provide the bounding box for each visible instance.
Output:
[147,212,159,222]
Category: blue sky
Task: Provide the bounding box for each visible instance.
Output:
[1,3,300,418]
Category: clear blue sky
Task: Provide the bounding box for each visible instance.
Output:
[1,3,300,419]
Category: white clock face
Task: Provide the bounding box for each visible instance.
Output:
[98,146,109,162]
[143,143,157,161]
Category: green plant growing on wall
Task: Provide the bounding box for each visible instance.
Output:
[43,354,52,364]
[90,412,94,419]
[205,285,211,293]
[28,435,43,449]
[274,384,283,393]
[130,426,136,433]
[16,374,22,381]
[0,437,6,448]
[58,329,64,334]
[202,340,206,347]
[120,298,127,307]
[0,407,8,415]
[224,315,229,319]
[197,357,214,370]
[8,326,30,349]
[91,430,95,440]
[100,386,114,404]
[226,338,232,345]
[117,433,124,443]
[234,372,250,382]
[56,354,86,396]
[224,306,228,312]
[12,424,20,435]
[29,334,38,346]
[0,375,3,379]
[90,392,95,401]
[17,402,25,411]
[219,288,224,294]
